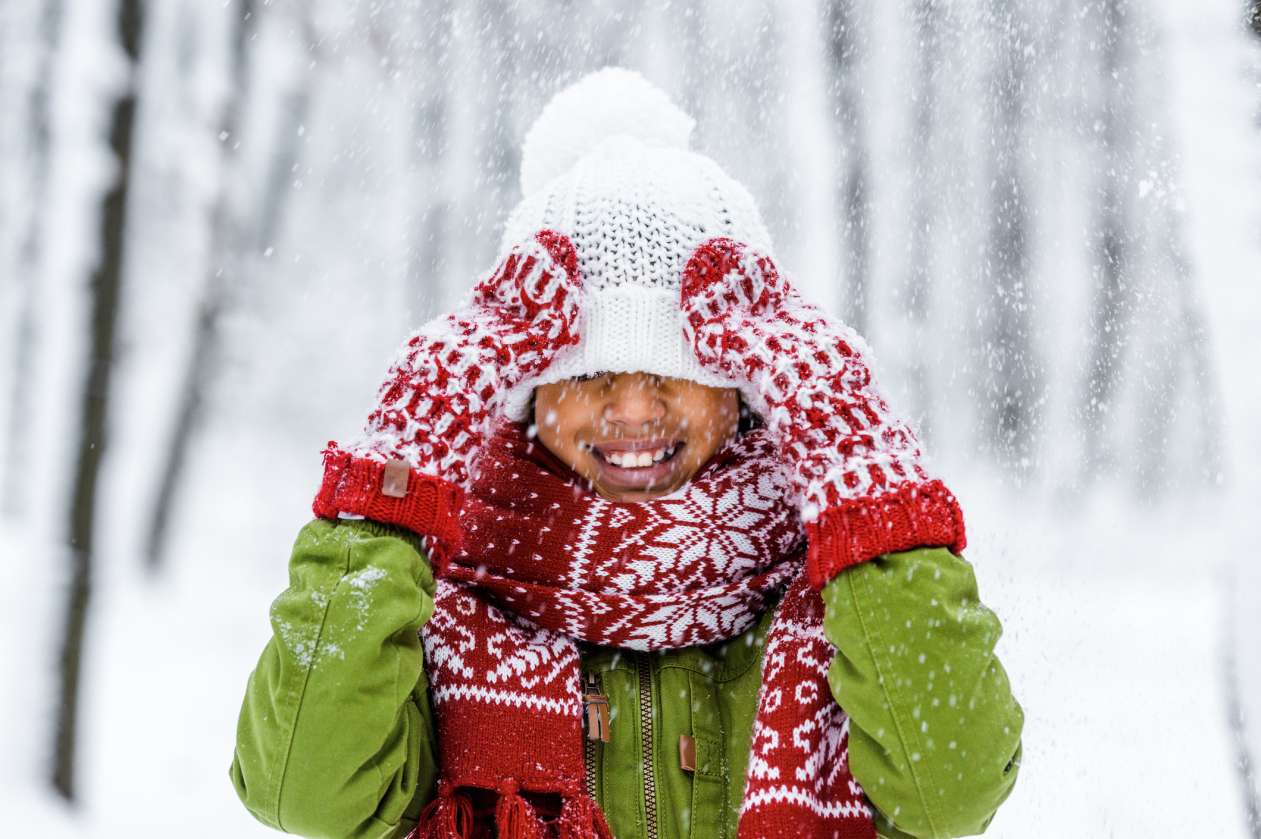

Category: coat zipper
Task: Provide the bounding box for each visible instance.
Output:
[583,669,608,801]
[636,652,659,839]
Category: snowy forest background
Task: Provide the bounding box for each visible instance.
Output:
[1,0,1259,836]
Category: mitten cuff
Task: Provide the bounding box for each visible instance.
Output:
[803,479,967,589]
[312,443,464,573]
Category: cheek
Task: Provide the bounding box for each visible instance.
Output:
[535,389,580,432]
[558,400,600,435]
[534,391,597,461]
[715,397,739,429]
[536,404,561,429]
[535,419,583,475]
[667,395,738,473]
[689,396,738,441]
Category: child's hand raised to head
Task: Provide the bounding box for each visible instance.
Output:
[680,237,966,587]
[368,227,583,485]
[312,230,583,568]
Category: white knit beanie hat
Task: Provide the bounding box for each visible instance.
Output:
[496,67,776,421]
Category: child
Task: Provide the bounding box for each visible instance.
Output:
[230,68,1022,839]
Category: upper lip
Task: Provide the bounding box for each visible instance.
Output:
[588,437,682,454]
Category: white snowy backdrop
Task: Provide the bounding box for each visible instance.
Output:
[1,0,1259,836]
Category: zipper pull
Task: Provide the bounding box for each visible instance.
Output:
[583,671,611,743]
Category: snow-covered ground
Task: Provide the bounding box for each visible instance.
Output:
[970,485,1245,837]
[1,2,1258,838]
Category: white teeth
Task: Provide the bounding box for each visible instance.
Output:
[600,444,680,468]
[603,449,661,468]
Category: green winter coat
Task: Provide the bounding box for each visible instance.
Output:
[230,518,1022,839]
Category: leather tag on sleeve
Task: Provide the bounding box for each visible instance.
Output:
[679,734,696,773]
[382,459,410,498]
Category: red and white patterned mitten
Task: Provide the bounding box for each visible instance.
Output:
[313,230,582,570]
[680,237,965,588]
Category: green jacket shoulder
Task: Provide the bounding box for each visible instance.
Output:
[230,518,438,838]
[824,547,1023,837]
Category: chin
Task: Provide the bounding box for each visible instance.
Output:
[589,473,688,503]
[598,486,669,502]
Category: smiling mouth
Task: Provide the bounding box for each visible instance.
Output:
[579,439,686,489]
[585,440,684,468]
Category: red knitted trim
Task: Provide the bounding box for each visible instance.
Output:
[803,479,967,589]
[311,443,464,573]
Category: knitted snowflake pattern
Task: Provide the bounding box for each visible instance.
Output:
[410,419,877,838]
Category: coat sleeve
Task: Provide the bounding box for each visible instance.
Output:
[821,547,1023,839]
[230,517,440,839]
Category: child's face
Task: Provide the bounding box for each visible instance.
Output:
[533,372,741,502]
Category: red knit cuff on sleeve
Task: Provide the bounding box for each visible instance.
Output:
[803,479,967,590]
[311,443,465,573]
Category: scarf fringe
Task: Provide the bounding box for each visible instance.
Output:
[415,782,474,839]
[555,792,614,839]
[413,782,612,839]
[494,784,545,839]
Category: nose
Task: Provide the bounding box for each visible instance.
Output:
[601,373,666,430]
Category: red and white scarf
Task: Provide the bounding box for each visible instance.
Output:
[412,420,877,839]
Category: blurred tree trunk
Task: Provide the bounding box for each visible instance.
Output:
[1132,191,1222,495]
[254,10,313,257]
[477,0,520,241]
[979,0,1040,478]
[1226,573,1261,838]
[145,0,256,572]
[586,0,644,68]
[53,0,143,801]
[680,0,710,133]
[825,0,872,335]
[2,0,63,516]
[1079,0,1136,480]
[406,0,453,319]
[901,0,942,436]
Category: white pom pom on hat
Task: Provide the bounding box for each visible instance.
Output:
[496,67,775,422]
[519,67,697,196]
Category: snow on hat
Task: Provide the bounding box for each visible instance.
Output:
[495,67,776,421]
